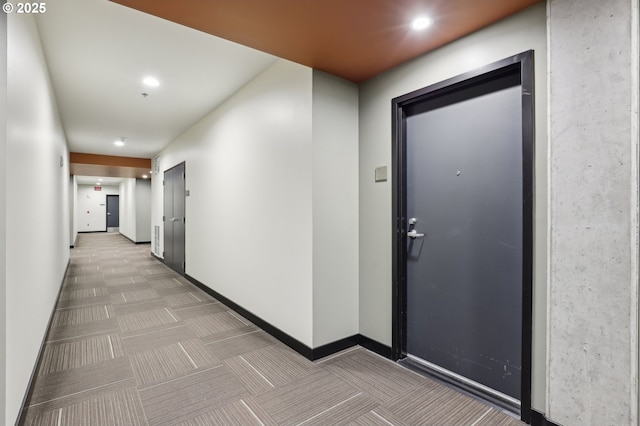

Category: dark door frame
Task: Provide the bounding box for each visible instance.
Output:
[391,51,534,423]
[106,194,119,229]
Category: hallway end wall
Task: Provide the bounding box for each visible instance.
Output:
[357,3,547,411]
[6,13,70,425]
[76,185,119,232]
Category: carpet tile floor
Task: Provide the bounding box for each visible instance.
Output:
[20,233,525,426]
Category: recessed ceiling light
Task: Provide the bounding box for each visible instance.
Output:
[142,175,148,179]
[98,178,103,181]
[143,76,160,87]
[114,140,124,147]
[96,183,101,186]
[411,16,432,31]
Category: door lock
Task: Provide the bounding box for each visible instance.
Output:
[407,230,425,239]
[407,217,423,238]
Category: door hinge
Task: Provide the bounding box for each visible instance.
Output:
[162,216,165,222]
[182,261,185,270]
[182,172,185,179]
[183,217,185,224]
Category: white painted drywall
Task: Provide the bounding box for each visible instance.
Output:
[6,13,70,425]
[0,10,7,424]
[76,185,119,232]
[547,0,639,424]
[152,60,315,346]
[357,3,548,410]
[135,179,151,242]
[311,70,359,347]
[119,178,136,241]
[71,176,77,246]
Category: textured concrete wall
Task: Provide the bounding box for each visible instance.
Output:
[547,0,639,424]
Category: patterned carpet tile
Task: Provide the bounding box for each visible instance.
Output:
[38,334,125,375]
[323,348,426,404]
[20,233,526,426]
[130,339,220,387]
[25,387,147,426]
[252,369,367,425]
[122,325,197,354]
[118,308,179,333]
[139,366,250,425]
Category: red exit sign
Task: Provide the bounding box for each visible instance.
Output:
[94,186,102,191]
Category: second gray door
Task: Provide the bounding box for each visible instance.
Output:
[106,195,119,228]
[164,162,186,274]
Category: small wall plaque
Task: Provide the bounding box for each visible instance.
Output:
[375,166,388,182]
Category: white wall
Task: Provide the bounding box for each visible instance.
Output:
[119,178,136,240]
[6,13,70,425]
[311,71,359,347]
[120,178,151,243]
[153,59,315,346]
[76,184,118,232]
[71,176,77,246]
[357,3,548,411]
[0,10,7,424]
[135,179,151,242]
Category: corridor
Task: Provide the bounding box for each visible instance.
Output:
[19,233,522,425]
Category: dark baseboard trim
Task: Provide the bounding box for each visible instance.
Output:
[531,409,562,426]
[185,274,315,359]
[185,274,395,362]
[150,252,164,262]
[78,230,107,234]
[16,259,70,426]
[312,335,360,360]
[135,241,151,245]
[70,245,74,249]
[357,335,393,359]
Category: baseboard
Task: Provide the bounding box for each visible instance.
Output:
[312,335,360,360]
[184,274,394,362]
[530,409,562,426]
[135,241,151,245]
[357,335,393,359]
[16,259,70,426]
[185,274,315,358]
[150,252,164,262]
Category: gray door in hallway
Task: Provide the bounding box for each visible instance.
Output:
[106,194,119,228]
[393,52,534,417]
[164,162,186,274]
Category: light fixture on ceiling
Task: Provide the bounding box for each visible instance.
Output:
[96,182,101,186]
[411,16,432,31]
[114,137,125,147]
[143,76,160,87]
[98,178,103,182]
[142,175,148,179]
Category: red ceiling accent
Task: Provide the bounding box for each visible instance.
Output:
[110,0,542,83]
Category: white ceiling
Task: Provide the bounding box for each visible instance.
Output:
[35,0,277,159]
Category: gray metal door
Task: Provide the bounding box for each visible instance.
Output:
[164,162,185,274]
[106,195,119,228]
[405,74,523,400]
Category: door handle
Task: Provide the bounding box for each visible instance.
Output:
[107,212,111,215]
[407,230,424,239]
